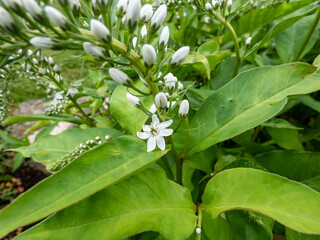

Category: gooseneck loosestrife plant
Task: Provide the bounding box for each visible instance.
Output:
[1,0,320,239]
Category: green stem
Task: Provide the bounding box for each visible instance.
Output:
[129,85,150,96]
[292,6,320,62]
[210,9,240,77]
[196,207,203,240]
[168,135,182,185]
[182,117,190,158]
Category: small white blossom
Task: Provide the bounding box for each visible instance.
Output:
[196,227,201,235]
[140,4,153,21]
[90,19,112,43]
[30,37,54,49]
[150,4,167,31]
[159,26,169,48]
[137,114,173,152]
[116,0,128,14]
[141,25,147,40]
[164,73,177,91]
[48,57,54,66]
[132,37,137,48]
[69,0,80,11]
[178,82,183,91]
[109,68,132,86]
[44,6,67,29]
[155,92,167,109]
[179,99,189,118]
[53,64,60,73]
[83,42,104,59]
[205,2,212,10]
[127,0,141,29]
[246,37,252,46]
[0,7,15,30]
[126,92,141,108]
[141,44,156,68]
[3,0,22,12]
[170,46,189,68]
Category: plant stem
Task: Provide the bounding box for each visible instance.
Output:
[182,117,190,158]
[292,6,320,62]
[210,10,240,77]
[196,207,203,240]
[168,136,182,185]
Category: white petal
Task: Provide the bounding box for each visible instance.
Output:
[137,131,150,140]
[142,124,151,132]
[149,104,157,114]
[158,119,173,129]
[147,136,156,152]
[159,128,173,137]
[152,114,160,125]
[156,136,165,150]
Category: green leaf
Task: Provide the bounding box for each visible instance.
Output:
[12,127,123,166]
[226,210,274,240]
[266,127,303,151]
[256,151,320,181]
[223,0,315,43]
[202,213,232,240]
[302,175,320,193]
[275,8,320,62]
[110,82,153,135]
[188,63,320,156]
[0,136,169,238]
[14,168,196,240]
[261,118,302,130]
[180,53,211,80]
[197,41,219,55]
[297,95,320,113]
[286,228,320,240]
[244,7,317,59]
[202,168,320,234]
[2,114,85,125]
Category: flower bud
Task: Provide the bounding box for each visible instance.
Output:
[196,227,201,235]
[3,0,23,12]
[92,0,98,11]
[97,0,110,8]
[155,92,167,109]
[170,46,189,68]
[44,6,68,30]
[22,0,42,19]
[212,0,219,9]
[158,26,169,48]
[127,0,141,30]
[141,44,156,68]
[179,99,189,118]
[90,19,112,43]
[246,37,252,46]
[32,58,38,65]
[150,5,167,32]
[0,7,15,31]
[69,0,81,12]
[132,37,137,48]
[109,68,132,86]
[30,37,54,49]
[178,82,183,91]
[53,64,60,73]
[141,25,147,40]
[227,0,232,9]
[48,57,54,66]
[140,4,153,22]
[205,2,212,10]
[126,93,141,108]
[116,0,127,15]
[83,42,105,60]
[164,73,177,91]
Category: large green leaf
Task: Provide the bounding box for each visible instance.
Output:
[188,63,320,156]
[286,228,320,240]
[0,136,168,238]
[14,168,196,240]
[223,0,315,43]
[266,127,303,151]
[110,82,153,135]
[12,127,123,166]
[202,168,320,234]
[256,151,320,181]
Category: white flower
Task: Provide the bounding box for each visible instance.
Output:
[90,19,112,43]
[83,42,104,59]
[196,227,201,235]
[150,4,167,31]
[179,99,189,118]
[212,0,219,8]
[164,73,177,90]
[132,37,137,48]
[32,58,38,65]
[170,46,189,68]
[204,17,210,23]
[66,87,79,97]
[3,0,22,12]
[0,7,15,30]
[109,68,132,86]
[141,25,147,40]
[92,0,98,10]
[69,0,80,11]
[205,2,212,10]
[137,114,173,152]
[116,0,127,14]
[48,57,54,66]
[140,4,153,21]
[53,64,60,73]
[44,6,67,29]
[155,92,167,108]
[127,0,141,29]
[227,0,232,8]
[246,37,252,46]
[178,82,183,91]
[159,26,169,48]
[142,44,156,68]
[126,92,141,108]
[30,37,54,49]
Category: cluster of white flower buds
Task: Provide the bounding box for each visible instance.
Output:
[48,134,112,171]
[0,83,10,123]
[250,0,288,9]
[45,90,68,116]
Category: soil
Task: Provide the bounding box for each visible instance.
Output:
[0,159,50,240]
